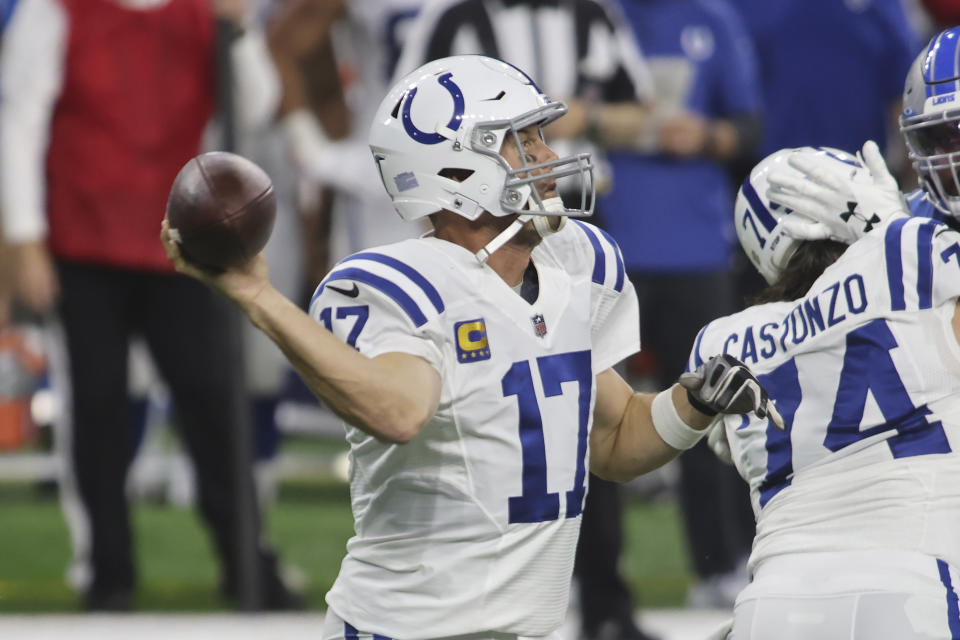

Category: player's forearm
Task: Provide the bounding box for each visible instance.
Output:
[591,385,714,482]
[590,390,678,482]
[242,285,436,443]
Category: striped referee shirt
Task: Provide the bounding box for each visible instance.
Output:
[394,0,653,103]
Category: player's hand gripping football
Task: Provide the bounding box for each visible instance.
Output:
[766,140,909,244]
[160,217,270,310]
[678,354,784,430]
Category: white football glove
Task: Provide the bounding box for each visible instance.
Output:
[678,354,784,430]
[766,140,909,244]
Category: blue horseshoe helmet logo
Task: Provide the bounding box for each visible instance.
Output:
[402,72,465,145]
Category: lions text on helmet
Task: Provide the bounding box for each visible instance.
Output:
[368,55,595,262]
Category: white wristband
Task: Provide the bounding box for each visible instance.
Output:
[651,385,708,450]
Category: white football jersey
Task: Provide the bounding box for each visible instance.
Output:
[691,217,960,575]
[310,221,639,638]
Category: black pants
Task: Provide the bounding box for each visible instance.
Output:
[633,271,754,578]
[58,261,269,597]
[574,271,755,624]
[575,475,634,631]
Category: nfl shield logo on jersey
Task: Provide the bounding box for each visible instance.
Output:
[531,313,547,338]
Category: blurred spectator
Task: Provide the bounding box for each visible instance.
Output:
[394,3,661,639]
[394,0,655,198]
[248,1,425,500]
[0,241,10,330]
[728,0,917,162]
[917,0,960,30]
[0,0,300,611]
[269,0,424,270]
[724,0,919,309]
[599,0,763,610]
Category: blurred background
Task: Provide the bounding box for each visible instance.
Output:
[0,0,955,638]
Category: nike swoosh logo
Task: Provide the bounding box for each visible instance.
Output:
[327,283,359,298]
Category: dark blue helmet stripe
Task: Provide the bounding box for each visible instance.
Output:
[498,58,544,94]
[741,178,778,232]
[926,28,960,97]
[815,147,862,168]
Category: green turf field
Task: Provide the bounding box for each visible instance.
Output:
[0,481,693,612]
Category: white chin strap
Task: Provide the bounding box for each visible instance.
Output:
[475,197,567,263]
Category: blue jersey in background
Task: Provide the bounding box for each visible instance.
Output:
[727,0,917,157]
[601,0,762,272]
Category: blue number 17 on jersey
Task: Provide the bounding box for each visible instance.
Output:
[502,350,592,524]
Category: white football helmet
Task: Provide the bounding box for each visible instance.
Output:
[369,55,594,260]
[736,147,870,284]
[900,27,960,218]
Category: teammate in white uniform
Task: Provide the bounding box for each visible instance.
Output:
[162,55,778,639]
[693,146,960,639]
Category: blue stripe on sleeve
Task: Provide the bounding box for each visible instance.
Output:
[741,179,777,232]
[573,220,606,285]
[596,227,626,292]
[936,559,960,639]
[343,251,444,313]
[917,221,936,309]
[691,326,706,370]
[885,217,909,311]
[373,635,393,640]
[313,267,429,327]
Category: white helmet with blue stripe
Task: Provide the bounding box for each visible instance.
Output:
[735,146,869,285]
[368,55,594,260]
[900,27,960,218]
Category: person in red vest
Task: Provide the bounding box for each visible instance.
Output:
[0,0,301,611]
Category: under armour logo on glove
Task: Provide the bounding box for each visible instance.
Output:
[839,201,881,233]
[678,354,785,430]
[766,140,908,245]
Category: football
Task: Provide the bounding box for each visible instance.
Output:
[166,151,277,271]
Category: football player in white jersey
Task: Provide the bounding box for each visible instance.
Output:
[161,55,778,639]
[693,145,960,639]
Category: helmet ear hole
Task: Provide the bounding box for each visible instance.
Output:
[438,168,475,183]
